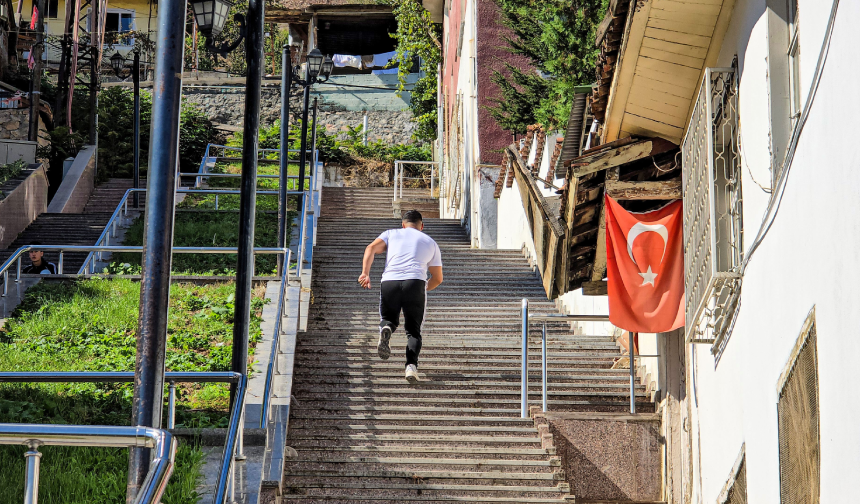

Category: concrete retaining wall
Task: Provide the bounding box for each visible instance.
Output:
[47,145,96,213]
[0,163,48,249]
[541,412,662,501]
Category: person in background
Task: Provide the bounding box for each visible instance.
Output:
[23,242,57,275]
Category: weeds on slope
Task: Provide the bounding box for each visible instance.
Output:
[0,278,268,501]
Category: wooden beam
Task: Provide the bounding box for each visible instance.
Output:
[582,281,609,296]
[508,146,567,238]
[590,167,618,282]
[605,178,682,200]
[572,138,677,178]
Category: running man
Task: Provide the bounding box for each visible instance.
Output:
[358,210,443,383]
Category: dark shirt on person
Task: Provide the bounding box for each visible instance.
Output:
[23,261,57,275]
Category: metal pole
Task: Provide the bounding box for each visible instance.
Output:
[277,45,291,275]
[23,443,41,504]
[232,0,265,405]
[393,162,398,201]
[167,382,176,429]
[431,162,435,197]
[127,0,186,498]
[521,298,529,418]
[310,97,318,178]
[629,331,636,414]
[541,322,547,412]
[58,252,63,274]
[133,50,141,209]
[297,72,311,191]
[28,0,45,143]
[362,112,368,146]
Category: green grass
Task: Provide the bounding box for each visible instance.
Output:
[0,278,268,501]
[113,162,299,275]
[0,278,267,423]
[180,161,303,212]
[0,443,203,504]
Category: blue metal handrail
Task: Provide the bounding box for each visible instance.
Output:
[259,249,290,428]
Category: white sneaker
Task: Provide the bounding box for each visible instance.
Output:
[405,364,419,383]
[377,326,392,360]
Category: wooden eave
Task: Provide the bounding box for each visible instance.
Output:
[600,0,736,144]
[502,135,682,299]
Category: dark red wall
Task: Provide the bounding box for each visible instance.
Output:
[475,0,530,165]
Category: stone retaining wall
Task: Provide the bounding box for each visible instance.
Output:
[182,87,417,145]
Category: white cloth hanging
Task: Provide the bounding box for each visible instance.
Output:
[332,54,362,69]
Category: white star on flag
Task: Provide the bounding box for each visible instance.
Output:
[639,266,657,286]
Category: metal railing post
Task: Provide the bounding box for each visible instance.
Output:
[16,256,21,282]
[431,162,435,197]
[4,270,9,296]
[541,322,547,412]
[521,298,529,418]
[58,252,63,275]
[23,443,41,504]
[393,162,398,202]
[630,331,636,414]
[167,382,176,429]
[215,194,219,210]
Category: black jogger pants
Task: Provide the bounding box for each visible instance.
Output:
[379,279,426,367]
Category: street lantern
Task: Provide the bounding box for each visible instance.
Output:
[321,55,334,79]
[190,0,233,38]
[306,48,324,79]
[110,51,126,77]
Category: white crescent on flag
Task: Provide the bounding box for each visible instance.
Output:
[626,222,669,266]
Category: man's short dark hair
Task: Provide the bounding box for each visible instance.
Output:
[402,210,423,224]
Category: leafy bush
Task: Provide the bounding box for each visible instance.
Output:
[231,120,431,165]
[97,86,153,179]
[0,159,26,186]
[96,87,222,180]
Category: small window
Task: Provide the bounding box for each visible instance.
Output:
[787,0,801,130]
[777,311,819,504]
[46,0,58,19]
[105,12,134,33]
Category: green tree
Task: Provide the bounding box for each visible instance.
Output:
[388,0,441,142]
[488,0,606,132]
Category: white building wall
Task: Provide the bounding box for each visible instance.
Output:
[690,0,860,501]
[439,0,480,233]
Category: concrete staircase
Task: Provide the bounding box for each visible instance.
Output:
[0,178,136,274]
[83,178,138,213]
[281,187,650,503]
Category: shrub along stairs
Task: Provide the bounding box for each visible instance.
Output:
[281,187,650,503]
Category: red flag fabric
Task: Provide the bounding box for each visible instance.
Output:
[30,5,38,29]
[605,195,684,333]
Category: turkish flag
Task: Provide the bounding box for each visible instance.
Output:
[605,195,684,333]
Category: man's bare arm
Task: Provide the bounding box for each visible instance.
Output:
[358,238,387,289]
[426,266,443,291]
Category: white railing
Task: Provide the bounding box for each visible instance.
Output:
[682,67,744,348]
[393,160,440,204]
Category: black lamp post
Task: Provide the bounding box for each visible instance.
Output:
[276,47,332,273]
[191,0,263,416]
[111,50,142,208]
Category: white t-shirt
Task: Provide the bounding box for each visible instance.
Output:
[377,228,443,282]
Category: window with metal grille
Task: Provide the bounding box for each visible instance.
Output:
[777,314,819,504]
[681,63,744,352]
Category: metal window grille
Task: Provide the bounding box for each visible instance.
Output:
[778,321,820,504]
[682,67,744,347]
